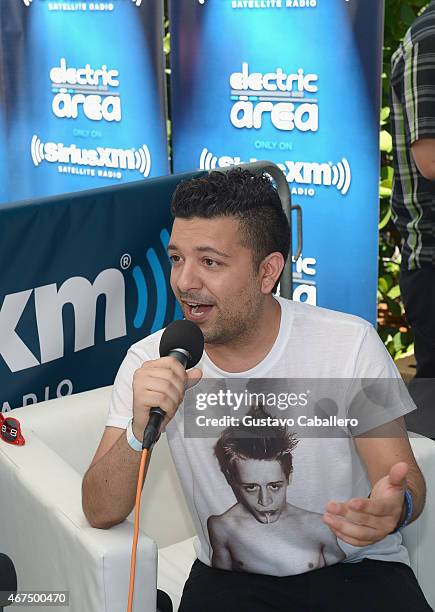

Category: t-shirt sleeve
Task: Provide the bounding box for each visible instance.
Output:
[403,36,435,146]
[106,347,146,430]
[345,324,417,436]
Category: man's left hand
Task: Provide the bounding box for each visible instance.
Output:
[322,461,408,547]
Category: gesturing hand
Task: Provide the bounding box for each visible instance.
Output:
[322,461,409,547]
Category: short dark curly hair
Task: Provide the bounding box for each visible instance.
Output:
[170,168,290,293]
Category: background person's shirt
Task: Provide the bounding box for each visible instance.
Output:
[107,297,416,576]
[390,0,435,270]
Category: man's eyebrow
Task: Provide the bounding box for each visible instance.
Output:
[196,246,231,258]
[167,244,230,258]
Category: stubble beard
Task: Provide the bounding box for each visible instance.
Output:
[203,289,265,347]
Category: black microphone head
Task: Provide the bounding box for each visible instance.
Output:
[159,320,204,369]
[0,553,17,607]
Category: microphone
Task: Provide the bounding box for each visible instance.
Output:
[142,320,204,450]
[0,553,17,610]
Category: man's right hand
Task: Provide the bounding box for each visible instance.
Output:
[131,356,203,440]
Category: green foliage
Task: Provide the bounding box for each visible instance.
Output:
[378,0,429,359]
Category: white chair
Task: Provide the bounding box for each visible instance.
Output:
[0,386,434,612]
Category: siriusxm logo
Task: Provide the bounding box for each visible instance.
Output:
[0,270,126,373]
[199,148,351,196]
[229,62,318,132]
[31,135,152,178]
[50,58,121,122]
[0,230,181,374]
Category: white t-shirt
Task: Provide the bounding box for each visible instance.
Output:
[107,297,415,576]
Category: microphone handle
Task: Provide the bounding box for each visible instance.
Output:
[142,408,165,450]
[142,349,190,450]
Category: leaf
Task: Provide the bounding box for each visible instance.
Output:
[381,165,394,181]
[386,341,396,357]
[384,260,400,274]
[381,175,393,188]
[379,185,392,198]
[381,106,391,122]
[380,130,393,152]
[394,343,414,361]
[387,284,401,300]
[379,206,392,229]
[393,331,404,352]
[384,274,394,291]
[378,276,389,294]
[163,32,171,55]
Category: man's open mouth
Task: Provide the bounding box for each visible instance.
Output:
[183,301,214,320]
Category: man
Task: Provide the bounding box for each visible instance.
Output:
[82,168,430,611]
[208,405,345,574]
[391,1,435,437]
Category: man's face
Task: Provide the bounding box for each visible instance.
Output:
[232,458,288,524]
[168,216,264,345]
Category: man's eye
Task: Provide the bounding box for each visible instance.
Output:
[204,258,218,267]
[269,484,282,491]
[169,255,181,263]
[244,485,258,492]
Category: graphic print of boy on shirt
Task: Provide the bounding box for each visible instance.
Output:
[207,406,345,575]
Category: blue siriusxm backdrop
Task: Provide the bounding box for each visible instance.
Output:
[0,0,168,203]
[170,0,384,323]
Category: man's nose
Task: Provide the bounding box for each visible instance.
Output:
[175,261,202,293]
[258,487,272,507]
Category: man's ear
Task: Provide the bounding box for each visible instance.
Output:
[259,252,285,294]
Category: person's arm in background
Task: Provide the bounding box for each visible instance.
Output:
[405,33,435,179]
[411,139,435,180]
[82,355,201,529]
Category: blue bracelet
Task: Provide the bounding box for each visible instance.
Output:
[393,489,413,532]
